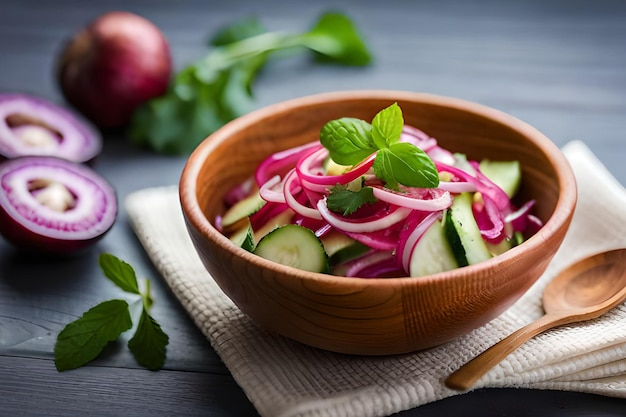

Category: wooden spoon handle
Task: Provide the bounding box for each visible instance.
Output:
[445,313,567,391]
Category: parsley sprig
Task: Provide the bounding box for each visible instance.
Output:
[320,102,440,190]
[130,11,372,155]
[54,253,169,372]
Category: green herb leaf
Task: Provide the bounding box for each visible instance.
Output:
[373,142,440,189]
[371,102,403,148]
[302,12,372,66]
[98,253,141,295]
[54,300,132,371]
[210,16,267,46]
[319,117,376,165]
[327,184,377,216]
[128,308,169,371]
[130,11,372,155]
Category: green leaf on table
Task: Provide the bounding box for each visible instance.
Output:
[54,299,132,371]
[98,253,140,295]
[319,118,376,165]
[129,11,373,155]
[128,308,170,371]
[327,184,377,216]
[210,16,267,46]
[373,142,440,189]
[303,12,372,66]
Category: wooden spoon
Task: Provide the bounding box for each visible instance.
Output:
[446,248,626,391]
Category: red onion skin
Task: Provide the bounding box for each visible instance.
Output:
[57,11,172,128]
[0,156,118,254]
[0,206,115,254]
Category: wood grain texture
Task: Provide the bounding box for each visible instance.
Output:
[446,248,626,391]
[180,91,577,355]
[1,0,625,415]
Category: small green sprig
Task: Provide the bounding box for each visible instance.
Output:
[54,253,169,372]
[320,102,440,190]
[130,11,372,155]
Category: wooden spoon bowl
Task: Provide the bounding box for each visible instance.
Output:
[179,90,577,355]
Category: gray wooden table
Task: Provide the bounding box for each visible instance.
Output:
[1,0,626,415]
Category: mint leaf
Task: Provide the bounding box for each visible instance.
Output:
[54,300,132,371]
[373,142,440,189]
[98,253,140,295]
[128,308,169,371]
[319,117,376,165]
[327,185,377,215]
[371,102,403,148]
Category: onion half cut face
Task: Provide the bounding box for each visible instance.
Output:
[0,156,117,253]
[0,94,102,163]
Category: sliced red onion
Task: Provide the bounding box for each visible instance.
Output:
[400,211,440,274]
[283,169,322,220]
[259,175,287,204]
[0,156,117,253]
[0,94,102,163]
[473,193,505,243]
[255,141,319,186]
[317,198,411,233]
[296,147,376,187]
[332,250,403,278]
[505,200,537,232]
[371,186,452,212]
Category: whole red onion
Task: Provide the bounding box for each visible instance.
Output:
[56,11,172,129]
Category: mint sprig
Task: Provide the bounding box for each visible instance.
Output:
[54,253,169,372]
[130,11,372,155]
[320,102,440,190]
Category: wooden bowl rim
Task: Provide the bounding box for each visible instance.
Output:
[180,90,577,287]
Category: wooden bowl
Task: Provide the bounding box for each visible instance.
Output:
[179,90,577,355]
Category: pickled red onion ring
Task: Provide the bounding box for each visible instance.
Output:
[259,175,286,204]
[283,169,322,220]
[401,211,440,273]
[371,187,453,211]
[316,198,411,233]
[296,147,376,186]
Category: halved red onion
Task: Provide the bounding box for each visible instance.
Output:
[0,94,102,163]
[0,156,117,253]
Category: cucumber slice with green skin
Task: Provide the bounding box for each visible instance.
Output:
[409,219,459,277]
[329,241,370,267]
[321,229,358,257]
[479,159,521,198]
[254,224,329,273]
[221,190,266,232]
[444,192,492,267]
[229,219,255,252]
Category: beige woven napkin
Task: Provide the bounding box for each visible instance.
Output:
[126,140,626,417]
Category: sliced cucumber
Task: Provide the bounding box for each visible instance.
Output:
[254,224,329,273]
[320,229,358,257]
[253,209,294,243]
[409,219,459,277]
[479,159,521,198]
[221,190,266,232]
[228,219,255,252]
[486,237,513,257]
[444,192,492,267]
[329,241,370,267]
